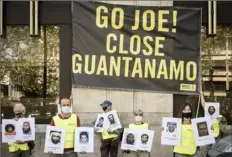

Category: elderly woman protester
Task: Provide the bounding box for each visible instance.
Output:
[8,103,32,157]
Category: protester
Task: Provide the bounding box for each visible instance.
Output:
[173,103,197,157]
[8,103,33,157]
[219,117,232,135]
[99,100,123,157]
[124,109,150,157]
[50,97,82,157]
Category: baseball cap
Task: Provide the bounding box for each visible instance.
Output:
[100,100,112,106]
[134,109,143,116]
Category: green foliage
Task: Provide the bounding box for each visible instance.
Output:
[187,26,232,120]
[0,26,60,103]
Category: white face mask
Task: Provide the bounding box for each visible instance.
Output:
[61,106,71,114]
[135,116,143,122]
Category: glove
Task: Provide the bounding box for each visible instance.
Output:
[80,151,86,154]
[123,150,130,154]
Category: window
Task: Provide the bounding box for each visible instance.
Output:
[0,26,59,124]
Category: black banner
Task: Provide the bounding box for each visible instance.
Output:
[72,2,201,94]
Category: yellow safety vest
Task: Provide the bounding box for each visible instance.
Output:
[173,124,196,155]
[129,123,149,129]
[212,121,220,137]
[102,112,122,140]
[53,114,77,148]
[8,142,29,152]
[102,128,118,140]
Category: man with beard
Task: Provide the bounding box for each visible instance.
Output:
[208,106,216,116]
[108,114,116,125]
[126,133,135,145]
[50,131,61,145]
[141,134,149,145]
[22,122,31,135]
[8,103,33,157]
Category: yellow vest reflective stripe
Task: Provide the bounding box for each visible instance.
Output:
[8,142,29,152]
[173,124,196,155]
[129,123,149,129]
[212,121,220,137]
[53,114,77,148]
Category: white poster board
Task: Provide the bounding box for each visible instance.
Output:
[205,102,220,121]
[161,117,182,146]
[121,128,138,151]
[44,126,65,154]
[1,119,19,143]
[57,104,73,114]
[105,110,122,131]
[74,127,94,153]
[94,114,106,133]
[18,118,35,141]
[192,117,215,146]
[136,129,155,152]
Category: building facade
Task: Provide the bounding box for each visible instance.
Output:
[0,1,232,157]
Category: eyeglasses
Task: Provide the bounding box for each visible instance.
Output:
[134,113,143,116]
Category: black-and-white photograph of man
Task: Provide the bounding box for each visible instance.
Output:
[44,126,65,154]
[141,134,149,145]
[204,102,220,120]
[79,131,89,144]
[96,117,104,128]
[126,133,135,145]
[192,117,216,146]
[105,110,122,131]
[50,131,61,145]
[75,127,94,153]
[108,114,116,125]
[197,122,209,137]
[208,106,216,116]
[22,121,32,135]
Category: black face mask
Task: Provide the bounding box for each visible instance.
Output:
[182,112,192,118]
[102,106,107,111]
[15,113,22,117]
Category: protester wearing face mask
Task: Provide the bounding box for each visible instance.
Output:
[173,103,197,157]
[8,103,31,157]
[50,97,81,157]
[129,109,149,129]
[99,100,123,157]
[124,109,150,157]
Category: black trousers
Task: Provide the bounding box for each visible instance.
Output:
[100,138,120,157]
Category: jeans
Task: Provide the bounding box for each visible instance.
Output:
[100,138,120,157]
